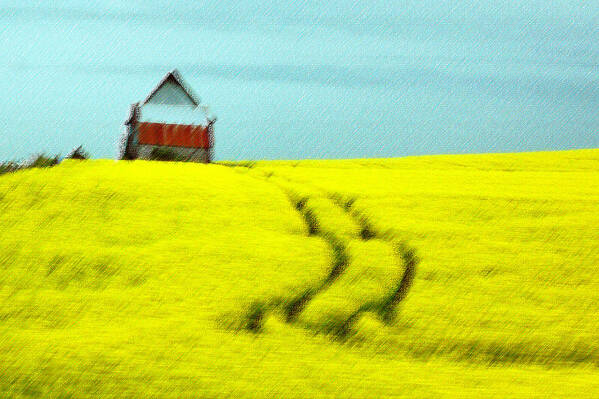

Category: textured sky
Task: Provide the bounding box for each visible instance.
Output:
[1,1,598,160]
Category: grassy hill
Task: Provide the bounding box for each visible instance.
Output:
[1,150,598,398]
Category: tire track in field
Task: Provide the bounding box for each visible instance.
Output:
[327,192,419,337]
[242,188,354,332]
[278,189,420,340]
[217,164,354,333]
[219,163,418,340]
[281,192,351,323]
[221,164,599,367]
[245,179,419,340]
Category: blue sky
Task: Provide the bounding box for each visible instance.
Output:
[1,1,598,160]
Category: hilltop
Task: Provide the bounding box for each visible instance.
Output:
[1,150,598,398]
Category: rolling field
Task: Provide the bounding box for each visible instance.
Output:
[1,150,599,397]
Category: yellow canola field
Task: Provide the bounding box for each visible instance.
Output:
[0,150,598,398]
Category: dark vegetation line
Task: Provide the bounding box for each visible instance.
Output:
[0,154,60,176]
[217,161,257,169]
[326,192,420,339]
[327,242,419,340]
[214,160,353,333]
[219,162,420,341]
[243,189,420,340]
[0,147,90,177]
[282,193,351,323]
[325,192,598,363]
[244,191,352,332]
[329,192,377,240]
[377,243,418,323]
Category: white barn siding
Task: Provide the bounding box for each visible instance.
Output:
[145,80,197,106]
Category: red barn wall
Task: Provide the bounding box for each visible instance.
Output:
[137,122,211,149]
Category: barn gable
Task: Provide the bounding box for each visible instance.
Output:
[142,70,200,107]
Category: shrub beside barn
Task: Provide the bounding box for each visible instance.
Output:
[120,69,216,163]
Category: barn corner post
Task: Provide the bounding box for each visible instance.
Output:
[206,118,216,163]
[120,102,140,160]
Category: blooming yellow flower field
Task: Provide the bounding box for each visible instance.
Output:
[1,150,598,397]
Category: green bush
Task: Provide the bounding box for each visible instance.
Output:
[149,147,185,162]
[0,161,19,176]
[66,146,90,160]
[30,154,60,168]
[1,153,60,177]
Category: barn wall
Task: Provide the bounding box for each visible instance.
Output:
[137,144,211,163]
[145,79,197,106]
[137,122,210,148]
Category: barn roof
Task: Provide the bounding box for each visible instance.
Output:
[142,69,201,107]
[124,102,139,125]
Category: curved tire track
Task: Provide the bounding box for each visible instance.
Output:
[221,163,419,339]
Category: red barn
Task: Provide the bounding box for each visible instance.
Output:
[120,69,216,162]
